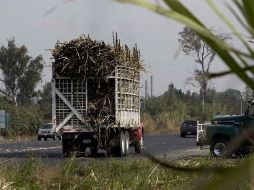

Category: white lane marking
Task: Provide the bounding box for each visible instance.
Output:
[0,146,61,154]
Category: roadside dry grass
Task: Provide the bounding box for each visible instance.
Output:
[142,114,179,134]
[0,156,251,190]
[0,135,36,144]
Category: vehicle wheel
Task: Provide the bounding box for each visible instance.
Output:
[134,137,143,153]
[44,137,47,141]
[113,131,125,157]
[58,136,62,140]
[180,133,185,138]
[210,137,230,158]
[63,150,71,158]
[53,136,56,140]
[124,131,130,155]
[90,146,98,157]
[62,139,72,157]
[90,139,98,157]
[38,137,41,141]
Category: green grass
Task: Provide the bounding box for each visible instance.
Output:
[0,156,252,190]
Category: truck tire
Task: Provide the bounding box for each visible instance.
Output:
[210,137,229,158]
[38,137,41,141]
[62,137,74,157]
[90,146,98,157]
[124,131,130,155]
[134,137,143,153]
[180,133,185,138]
[63,150,71,158]
[90,138,99,157]
[112,131,125,157]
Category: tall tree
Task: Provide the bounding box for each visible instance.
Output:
[178,27,230,114]
[38,82,52,121]
[0,38,44,105]
[243,84,254,101]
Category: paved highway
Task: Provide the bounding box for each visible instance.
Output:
[0,134,208,165]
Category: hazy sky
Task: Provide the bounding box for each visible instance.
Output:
[0,0,248,95]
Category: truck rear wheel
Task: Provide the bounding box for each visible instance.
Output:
[90,139,99,157]
[90,146,98,157]
[210,137,229,158]
[62,136,74,157]
[134,137,143,153]
[125,131,130,155]
[112,131,125,157]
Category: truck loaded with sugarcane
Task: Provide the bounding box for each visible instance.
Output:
[51,35,144,157]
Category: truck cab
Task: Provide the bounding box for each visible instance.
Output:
[199,101,254,158]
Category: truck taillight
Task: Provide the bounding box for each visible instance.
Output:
[135,127,143,141]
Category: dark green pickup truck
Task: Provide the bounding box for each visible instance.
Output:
[198,101,254,158]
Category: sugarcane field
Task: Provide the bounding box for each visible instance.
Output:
[0,1,254,190]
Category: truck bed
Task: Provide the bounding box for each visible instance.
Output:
[52,66,140,132]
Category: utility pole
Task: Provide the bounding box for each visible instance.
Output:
[145,80,148,100]
[150,75,153,98]
[241,100,243,115]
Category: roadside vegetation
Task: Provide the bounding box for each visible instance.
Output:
[0,84,51,139]
[0,156,251,190]
[0,39,51,139]
[143,83,249,133]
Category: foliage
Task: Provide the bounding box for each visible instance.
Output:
[142,82,239,132]
[0,38,44,105]
[0,96,44,137]
[243,84,254,101]
[38,82,52,121]
[0,157,251,190]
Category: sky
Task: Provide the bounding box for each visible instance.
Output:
[0,0,249,96]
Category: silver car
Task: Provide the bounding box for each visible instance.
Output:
[38,123,61,141]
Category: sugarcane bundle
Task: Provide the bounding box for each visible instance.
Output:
[52,34,143,78]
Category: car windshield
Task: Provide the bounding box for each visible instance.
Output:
[41,124,53,129]
[183,120,197,125]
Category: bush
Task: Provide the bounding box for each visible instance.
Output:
[0,98,44,137]
[142,112,182,133]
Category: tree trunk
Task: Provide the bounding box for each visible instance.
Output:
[202,90,205,114]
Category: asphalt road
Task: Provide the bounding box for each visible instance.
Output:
[0,134,207,165]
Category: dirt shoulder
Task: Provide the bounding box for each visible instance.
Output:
[161,146,210,161]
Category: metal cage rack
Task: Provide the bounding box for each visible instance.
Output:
[52,65,140,132]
